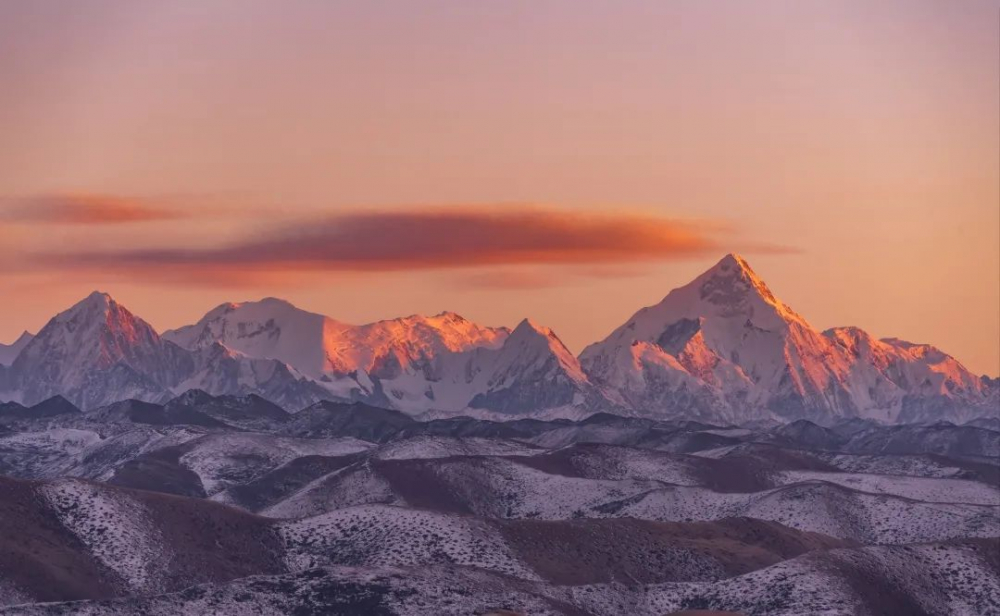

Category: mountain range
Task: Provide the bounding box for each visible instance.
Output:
[1,254,995,424]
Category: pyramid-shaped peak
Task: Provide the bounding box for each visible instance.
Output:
[508,318,573,351]
[618,252,810,328]
[29,394,81,416]
[511,317,553,338]
[56,291,123,321]
[705,253,765,284]
[503,318,588,383]
[41,291,160,345]
[719,252,752,269]
[693,253,780,307]
[508,318,577,356]
[81,290,114,307]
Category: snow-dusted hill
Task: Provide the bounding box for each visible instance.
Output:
[11,540,999,616]
[4,393,988,546]
[0,461,996,615]
[0,388,997,615]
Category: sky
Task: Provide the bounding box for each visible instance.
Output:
[0,0,998,375]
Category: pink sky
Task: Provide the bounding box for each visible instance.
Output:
[1,1,997,375]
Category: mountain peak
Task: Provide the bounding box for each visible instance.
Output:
[8,289,191,409]
[0,330,35,366]
[486,318,589,389]
[212,297,310,314]
[718,252,751,270]
[45,291,160,345]
[432,310,468,322]
[684,253,808,326]
[510,317,563,342]
[257,297,296,308]
[700,253,771,296]
[54,291,131,326]
[512,317,546,334]
[78,290,114,310]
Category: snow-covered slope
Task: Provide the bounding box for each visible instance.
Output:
[824,327,989,422]
[10,539,999,616]
[164,299,507,380]
[1,294,349,410]
[165,299,602,415]
[6,293,193,408]
[377,318,605,416]
[164,298,344,379]
[466,319,598,413]
[580,254,992,424]
[175,343,352,412]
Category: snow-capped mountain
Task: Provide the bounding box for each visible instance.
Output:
[7,292,194,409]
[466,319,603,415]
[164,299,508,380]
[175,342,343,412]
[0,293,337,410]
[580,254,993,423]
[0,331,33,366]
[164,299,600,416]
[823,327,991,422]
[1,293,598,415]
[1,255,993,422]
[163,298,342,379]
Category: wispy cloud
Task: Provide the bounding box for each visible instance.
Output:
[36,204,749,280]
[28,203,795,287]
[0,194,184,225]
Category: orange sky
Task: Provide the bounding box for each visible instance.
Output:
[0,1,997,375]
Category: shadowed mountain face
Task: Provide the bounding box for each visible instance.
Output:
[1,255,995,425]
[0,391,996,614]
